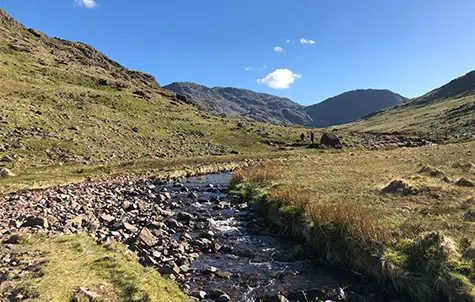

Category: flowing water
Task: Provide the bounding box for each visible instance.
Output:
[162,173,397,302]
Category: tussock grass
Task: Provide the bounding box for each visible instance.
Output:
[234,141,475,301]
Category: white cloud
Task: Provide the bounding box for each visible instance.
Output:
[285,39,291,43]
[74,0,97,9]
[273,46,285,53]
[257,68,302,89]
[245,65,266,72]
[300,37,315,45]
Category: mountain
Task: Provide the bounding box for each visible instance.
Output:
[344,70,475,136]
[0,9,298,168]
[163,82,313,126]
[305,89,408,127]
[164,83,407,127]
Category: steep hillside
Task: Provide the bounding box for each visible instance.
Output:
[164,82,313,125]
[0,9,302,170]
[344,70,475,137]
[305,89,407,127]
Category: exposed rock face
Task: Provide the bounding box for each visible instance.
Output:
[164,82,313,126]
[164,83,407,127]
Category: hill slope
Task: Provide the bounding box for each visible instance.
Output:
[344,70,475,137]
[0,9,301,170]
[305,89,407,127]
[165,83,407,127]
[164,82,313,125]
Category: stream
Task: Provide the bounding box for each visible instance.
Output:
[159,173,402,302]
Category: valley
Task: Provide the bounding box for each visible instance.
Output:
[1,6,475,302]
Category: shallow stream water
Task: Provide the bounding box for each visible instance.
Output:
[163,173,393,302]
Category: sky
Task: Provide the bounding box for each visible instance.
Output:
[2,0,475,105]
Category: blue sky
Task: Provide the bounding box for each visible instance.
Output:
[3,1,475,105]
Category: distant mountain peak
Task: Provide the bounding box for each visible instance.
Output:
[165,83,406,127]
[164,82,311,125]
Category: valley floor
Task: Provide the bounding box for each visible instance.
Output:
[233,141,475,301]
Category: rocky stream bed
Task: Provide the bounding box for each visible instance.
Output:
[0,173,407,302]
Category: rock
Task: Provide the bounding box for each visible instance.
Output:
[381,180,420,196]
[0,281,12,294]
[179,265,190,273]
[205,266,218,274]
[72,287,102,302]
[208,289,226,299]
[191,291,207,300]
[0,155,15,163]
[135,227,159,248]
[418,165,445,178]
[200,231,215,239]
[455,178,475,187]
[123,222,138,233]
[99,214,115,224]
[286,291,308,302]
[327,287,346,301]
[216,294,231,302]
[0,168,15,177]
[320,132,342,148]
[215,271,232,278]
[158,192,172,201]
[21,216,49,228]
[262,294,289,302]
[188,192,199,199]
[158,264,180,276]
[305,289,326,301]
[177,212,194,221]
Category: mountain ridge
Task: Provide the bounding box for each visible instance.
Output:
[165,82,407,127]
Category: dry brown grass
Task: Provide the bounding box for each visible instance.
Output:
[234,141,475,301]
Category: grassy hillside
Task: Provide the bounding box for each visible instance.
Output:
[0,9,304,175]
[343,71,475,137]
[0,233,188,301]
[233,141,475,301]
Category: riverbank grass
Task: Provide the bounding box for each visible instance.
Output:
[3,233,187,302]
[233,141,475,301]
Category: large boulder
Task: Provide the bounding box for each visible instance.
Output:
[320,132,342,148]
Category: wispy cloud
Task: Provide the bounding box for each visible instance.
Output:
[300,37,315,45]
[257,68,302,89]
[245,65,267,72]
[283,38,291,43]
[273,46,285,53]
[74,0,98,9]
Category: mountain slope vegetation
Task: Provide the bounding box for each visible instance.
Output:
[345,70,475,137]
[164,82,313,125]
[165,82,407,127]
[0,9,302,172]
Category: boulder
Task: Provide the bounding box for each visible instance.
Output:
[135,227,159,248]
[21,216,49,228]
[320,132,342,148]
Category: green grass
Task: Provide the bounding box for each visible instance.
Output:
[4,233,188,302]
[0,13,312,175]
[233,141,475,301]
[341,94,475,138]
